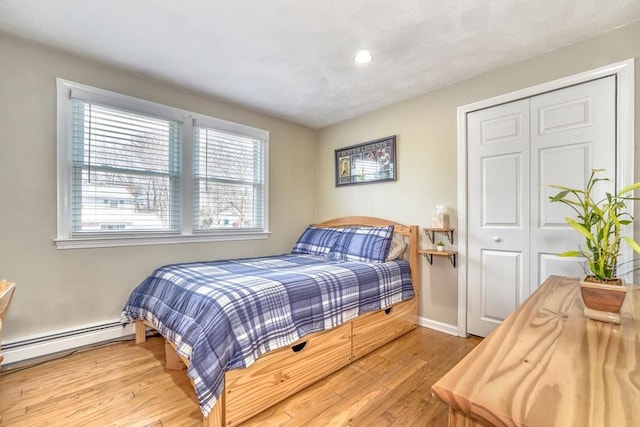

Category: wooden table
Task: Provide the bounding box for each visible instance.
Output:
[0,280,16,369]
[432,275,639,427]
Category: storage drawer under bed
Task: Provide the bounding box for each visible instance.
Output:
[351,298,418,360]
[224,322,352,426]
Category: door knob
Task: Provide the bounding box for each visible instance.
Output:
[493,237,503,243]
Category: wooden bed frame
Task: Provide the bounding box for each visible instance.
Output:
[134,216,419,426]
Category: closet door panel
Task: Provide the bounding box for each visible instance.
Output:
[467,99,530,337]
[530,76,616,291]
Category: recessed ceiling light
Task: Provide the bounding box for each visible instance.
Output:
[353,50,373,64]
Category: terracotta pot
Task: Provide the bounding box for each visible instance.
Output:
[579,276,627,323]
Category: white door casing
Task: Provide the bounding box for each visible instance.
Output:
[457,59,635,337]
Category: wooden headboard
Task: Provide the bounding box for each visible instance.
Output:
[314,216,419,298]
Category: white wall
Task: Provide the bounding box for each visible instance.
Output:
[317,21,640,327]
[0,33,317,343]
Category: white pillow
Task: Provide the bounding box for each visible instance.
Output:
[385,233,407,261]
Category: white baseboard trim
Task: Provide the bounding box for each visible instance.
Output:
[2,320,135,366]
[418,316,459,336]
[2,316,460,366]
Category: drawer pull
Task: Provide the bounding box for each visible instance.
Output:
[384,307,393,315]
[291,341,307,353]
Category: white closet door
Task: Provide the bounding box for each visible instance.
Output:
[530,76,616,291]
[466,76,616,337]
[467,99,530,338]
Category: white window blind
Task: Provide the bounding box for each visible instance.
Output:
[56,79,269,248]
[193,126,265,231]
[70,99,182,235]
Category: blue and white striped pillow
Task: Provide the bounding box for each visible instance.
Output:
[329,225,394,263]
[291,226,342,257]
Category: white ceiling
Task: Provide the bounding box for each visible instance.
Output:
[1,0,639,129]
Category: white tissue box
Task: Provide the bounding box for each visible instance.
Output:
[431,214,449,228]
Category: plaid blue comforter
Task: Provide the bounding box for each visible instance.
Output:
[120,253,414,417]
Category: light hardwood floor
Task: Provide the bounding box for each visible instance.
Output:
[0,327,480,426]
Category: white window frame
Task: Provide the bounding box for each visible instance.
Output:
[191,115,268,234]
[56,79,269,249]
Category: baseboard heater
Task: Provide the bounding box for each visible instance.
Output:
[2,319,135,367]
[2,317,458,367]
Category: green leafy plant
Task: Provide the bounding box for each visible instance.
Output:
[548,169,640,281]
[436,241,445,246]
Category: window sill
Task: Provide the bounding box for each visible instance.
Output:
[54,231,270,249]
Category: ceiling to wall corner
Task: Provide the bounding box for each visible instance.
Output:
[0,0,638,129]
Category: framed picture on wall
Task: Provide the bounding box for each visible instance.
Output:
[335,135,397,187]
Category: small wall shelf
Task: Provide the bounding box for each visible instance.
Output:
[424,227,454,244]
[421,228,457,267]
[419,249,457,267]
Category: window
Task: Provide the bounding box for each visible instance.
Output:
[193,125,265,231]
[56,79,269,249]
[70,100,181,234]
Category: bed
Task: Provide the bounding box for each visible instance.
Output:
[121,216,419,426]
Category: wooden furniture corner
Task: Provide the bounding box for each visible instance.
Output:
[0,280,16,369]
[431,276,640,427]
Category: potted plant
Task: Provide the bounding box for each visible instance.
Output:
[548,169,640,323]
[436,241,445,252]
